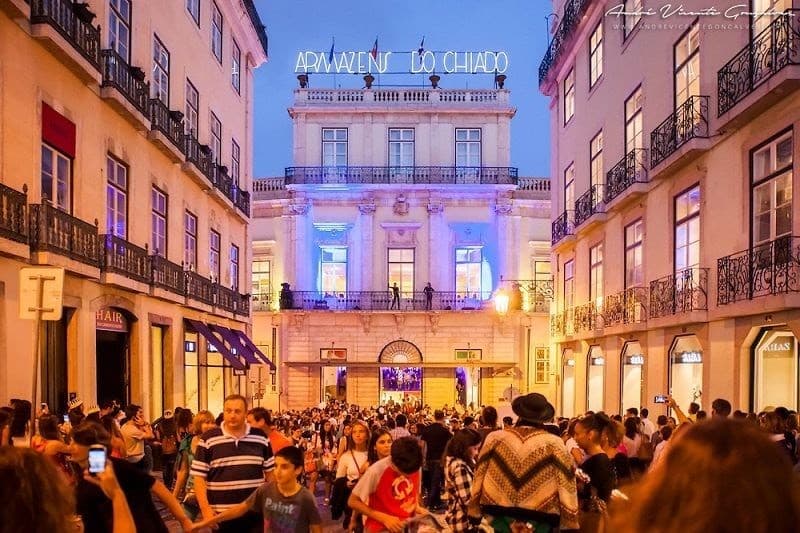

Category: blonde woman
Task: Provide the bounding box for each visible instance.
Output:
[172,410,216,519]
[335,419,369,530]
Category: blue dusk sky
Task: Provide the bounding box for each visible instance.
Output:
[252,0,553,178]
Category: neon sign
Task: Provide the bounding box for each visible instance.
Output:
[294,50,509,75]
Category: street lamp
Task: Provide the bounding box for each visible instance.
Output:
[494,287,510,315]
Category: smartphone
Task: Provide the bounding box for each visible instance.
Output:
[41,402,47,410]
[88,445,107,476]
[63,414,69,423]
[654,395,668,404]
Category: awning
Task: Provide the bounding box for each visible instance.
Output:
[207,324,261,366]
[283,361,518,369]
[232,329,276,370]
[184,319,246,371]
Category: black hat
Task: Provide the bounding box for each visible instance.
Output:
[511,393,555,423]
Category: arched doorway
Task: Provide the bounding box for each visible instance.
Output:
[95,307,133,405]
[669,334,703,409]
[561,348,576,417]
[378,340,423,404]
[586,345,605,412]
[620,341,645,412]
[752,328,799,411]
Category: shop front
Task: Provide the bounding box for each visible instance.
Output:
[587,345,605,412]
[95,307,132,405]
[620,341,645,412]
[752,329,799,411]
[561,348,576,417]
[669,334,704,409]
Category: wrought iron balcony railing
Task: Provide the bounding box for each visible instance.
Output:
[149,99,185,153]
[30,0,101,71]
[0,183,28,244]
[538,0,591,86]
[237,292,251,316]
[650,96,710,168]
[717,235,800,305]
[574,301,598,332]
[284,166,518,186]
[649,267,709,318]
[574,184,603,227]
[235,190,250,216]
[100,49,150,117]
[519,280,554,313]
[551,210,574,245]
[100,234,151,284]
[718,10,800,116]
[602,287,648,327]
[215,284,237,313]
[605,149,648,204]
[185,135,215,181]
[151,254,185,295]
[29,202,100,267]
[283,290,493,311]
[252,292,273,311]
[186,270,215,306]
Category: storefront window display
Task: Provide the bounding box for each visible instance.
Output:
[620,341,644,412]
[754,329,798,411]
[587,346,605,412]
[561,349,576,418]
[669,334,703,409]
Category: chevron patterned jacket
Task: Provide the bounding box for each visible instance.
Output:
[469,426,579,530]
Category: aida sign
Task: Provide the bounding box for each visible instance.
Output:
[295,50,509,75]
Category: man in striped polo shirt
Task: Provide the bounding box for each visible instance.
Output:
[191,394,275,533]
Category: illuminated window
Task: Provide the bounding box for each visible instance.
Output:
[320,247,347,294]
[231,139,241,187]
[210,112,222,164]
[109,0,131,62]
[388,248,415,294]
[184,211,197,269]
[625,219,644,288]
[184,331,199,412]
[589,243,604,305]
[624,0,643,38]
[674,22,700,108]
[563,68,575,124]
[41,144,71,211]
[252,259,271,304]
[209,230,221,281]
[455,129,481,167]
[455,247,482,295]
[185,79,199,136]
[152,36,170,105]
[186,0,200,25]
[675,186,700,274]
[151,187,167,257]
[589,22,603,87]
[752,131,792,247]
[229,244,240,290]
[231,39,241,93]
[211,2,223,63]
[106,155,127,238]
[563,259,574,310]
[625,86,643,153]
[590,131,603,191]
[322,128,347,166]
[564,162,575,216]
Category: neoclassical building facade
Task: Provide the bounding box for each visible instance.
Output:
[251,84,553,411]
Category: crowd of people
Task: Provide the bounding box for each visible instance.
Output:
[2,392,800,532]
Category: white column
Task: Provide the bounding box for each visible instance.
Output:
[427,199,446,290]
[358,202,376,290]
[496,210,510,282]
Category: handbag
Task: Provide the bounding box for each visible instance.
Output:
[330,450,363,520]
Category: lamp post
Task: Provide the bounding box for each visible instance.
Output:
[494,287,510,316]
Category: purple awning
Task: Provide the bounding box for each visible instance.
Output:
[207,324,261,365]
[184,319,246,371]
[233,329,276,370]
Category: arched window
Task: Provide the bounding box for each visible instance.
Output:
[587,345,605,412]
[753,330,798,411]
[561,348,576,417]
[620,341,644,412]
[669,334,703,408]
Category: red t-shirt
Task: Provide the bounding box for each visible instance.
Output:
[351,457,421,532]
[268,430,292,454]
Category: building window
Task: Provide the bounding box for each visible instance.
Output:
[229,244,239,290]
[625,86,643,153]
[752,131,793,246]
[151,186,167,256]
[625,219,644,288]
[589,22,603,87]
[589,243,604,305]
[388,248,415,295]
[587,345,605,412]
[320,246,347,294]
[205,339,230,417]
[624,0,643,39]
[590,131,603,191]
[675,22,700,107]
[563,259,574,309]
[322,128,347,166]
[211,2,223,63]
[231,139,241,187]
[754,329,799,412]
[209,112,222,164]
[564,162,575,216]
[455,128,481,167]
[106,155,128,238]
[186,0,200,25]
[109,0,131,62]
[184,331,199,412]
[620,341,644,413]
[41,144,71,211]
[389,128,415,167]
[185,79,199,136]
[752,0,790,36]
[563,68,575,124]
[209,229,220,281]
[455,247,482,295]
[152,36,170,105]
[184,211,197,269]
[252,259,271,306]
[231,38,241,93]
[675,185,701,274]
[669,334,703,410]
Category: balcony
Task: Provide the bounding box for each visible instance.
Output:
[514,177,551,200]
[252,292,273,312]
[650,96,710,173]
[717,11,800,124]
[284,166,518,186]
[253,177,289,201]
[538,0,592,91]
[237,292,251,316]
[649,267,708,319]
[604,149,649,210]
[148,99,185,162]
[550,310,569,337]
[551,210,575,247]
[717,235,800,305]
[186,270,215,306]
[30,0,101,82]
[29,201,100,268]
[294,88,510,108]
[573,302,598,333]
[100,234,152,285]
[183,135,215,185]
[0,183,28,244]
[100,49,150,128]
[602,287,648,327]
[285,290,492,311]
[151,254,185,295]
[520,280,554,313]
[573,184,606,231]
[216,284,238,314]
